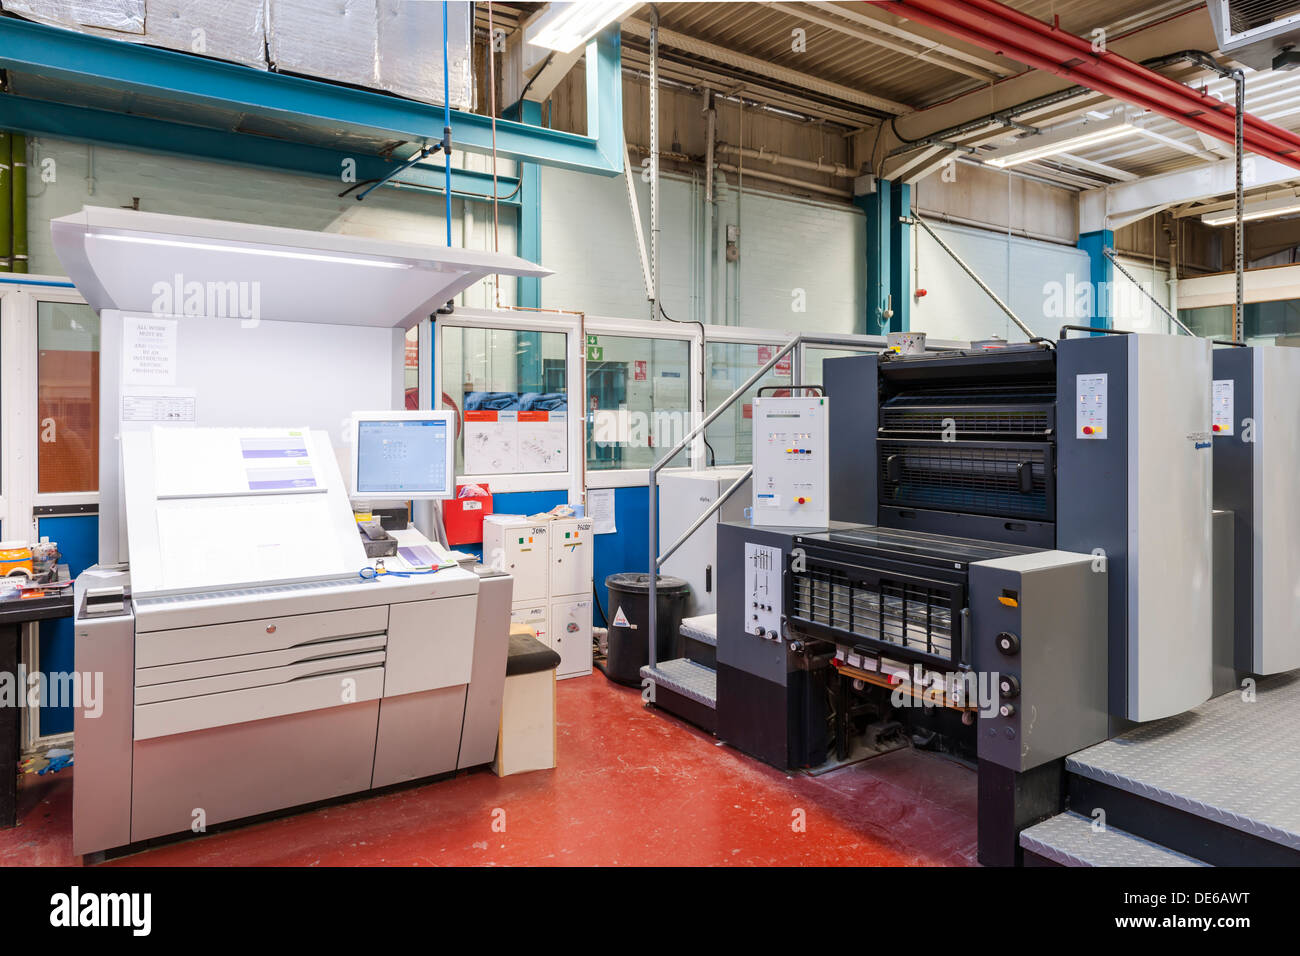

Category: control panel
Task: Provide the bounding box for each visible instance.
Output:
[1076,373,1108,439]
[744,542,782,641]
[752,395,830,527]
[969,552,1108,773]
[1212,379,1235,436]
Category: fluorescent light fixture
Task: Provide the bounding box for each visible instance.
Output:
[982,118,1134,169]
[1201,196,1300,226]
[88,232,414,269]
[527,1,639,54]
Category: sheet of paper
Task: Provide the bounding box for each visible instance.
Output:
[121,388,197,424]
[152,426,324,497]
[122,316,178,387]
[588,488,616,534]
[153,494,352,592]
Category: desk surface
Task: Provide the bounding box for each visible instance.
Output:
[0,566,74,625]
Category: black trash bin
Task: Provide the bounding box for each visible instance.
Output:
[602,572,690,686]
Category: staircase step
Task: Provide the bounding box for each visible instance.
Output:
[641,658,717,709]
[1021,812,1207,867]
[679,614,717,647]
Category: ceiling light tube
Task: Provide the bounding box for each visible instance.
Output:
[983,118,1134,169]
[527,1,638,54]
[1202,196,1300,225]
[88,232,415,269]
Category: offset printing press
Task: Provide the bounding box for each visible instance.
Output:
[54,207,548,857]
[715,331,1215,864]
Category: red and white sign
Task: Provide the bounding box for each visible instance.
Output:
[634,360,647,381]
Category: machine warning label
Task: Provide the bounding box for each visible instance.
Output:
[612,606,634,629]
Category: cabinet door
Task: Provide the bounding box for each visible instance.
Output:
[551,599,592,678]
[510,605,550,648]
[550,519,593,597]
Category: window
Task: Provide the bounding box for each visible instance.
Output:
[586,335,690,471]
[705,342,793,466]
[802,346,874,389]
[1180,300,1300,344]
[440,327,568,476]
[37,301,100,493]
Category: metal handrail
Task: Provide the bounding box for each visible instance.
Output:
[656,465,753,569]
[642,333,934,670]
[646,336,800,669]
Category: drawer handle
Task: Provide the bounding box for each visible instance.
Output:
[266,624,277,634]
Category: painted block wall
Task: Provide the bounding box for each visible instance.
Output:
[910,219,1092,342]
[540,166,866,332]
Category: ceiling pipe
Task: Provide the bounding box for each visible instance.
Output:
[715,143,856,179]
[868,0,1300,171]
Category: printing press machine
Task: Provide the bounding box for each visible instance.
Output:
[716,330,1217,865]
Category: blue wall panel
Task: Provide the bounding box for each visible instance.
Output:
[35,514,98,736]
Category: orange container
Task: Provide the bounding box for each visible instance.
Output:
[0,542,34,578]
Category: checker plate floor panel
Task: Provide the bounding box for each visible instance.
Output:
[640,659,717,708]
[1020,812,1207,867]
[1066,674,1300,850]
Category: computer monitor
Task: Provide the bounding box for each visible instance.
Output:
[350,411,455,501]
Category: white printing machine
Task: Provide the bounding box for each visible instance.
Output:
[54,207,551,856]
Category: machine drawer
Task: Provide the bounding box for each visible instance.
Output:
[136,648,388,704]
[134,664,385,740]
[135,605,388,668]
[135,633,388,686]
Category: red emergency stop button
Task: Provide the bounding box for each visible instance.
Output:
[1213,424,1222,433]
[1083,426,1094,435]
[796,497,808,504]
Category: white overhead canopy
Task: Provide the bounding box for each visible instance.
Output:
[51,206,552,330]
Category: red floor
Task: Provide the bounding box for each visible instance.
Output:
[1,674,977,866]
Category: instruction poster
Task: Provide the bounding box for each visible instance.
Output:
[463,391,567,474]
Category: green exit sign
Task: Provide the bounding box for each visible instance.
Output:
[586,334,599,346]
[587,345,604,361]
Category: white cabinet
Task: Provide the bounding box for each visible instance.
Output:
[489,513,593,680]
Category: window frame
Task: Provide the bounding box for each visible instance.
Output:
[0,276,93,753]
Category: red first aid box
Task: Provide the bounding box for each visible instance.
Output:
[443,484,494,545]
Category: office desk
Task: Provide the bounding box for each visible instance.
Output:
[0,567,74,827]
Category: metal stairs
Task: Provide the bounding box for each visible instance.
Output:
[640,614,718,733]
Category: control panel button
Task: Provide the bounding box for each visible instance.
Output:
[999,703,1016,719]
[998,675,1021,698]
[996,632,1020,655]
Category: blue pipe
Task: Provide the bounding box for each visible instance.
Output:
[443,2,453,247]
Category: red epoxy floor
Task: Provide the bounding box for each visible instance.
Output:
[1,675,977,866]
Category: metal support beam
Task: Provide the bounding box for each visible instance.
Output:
[0,94,521,206]
[856,182,893,333]
[517,101,543,308]
[0,16,625,176]
[890,182,912,332]
[1078,230,1115,330]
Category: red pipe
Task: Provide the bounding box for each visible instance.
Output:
[880,0,1299,153]
[870,0,1300,171]
[917,0,1299,149]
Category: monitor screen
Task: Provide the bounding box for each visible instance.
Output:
[354,418,450,497]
